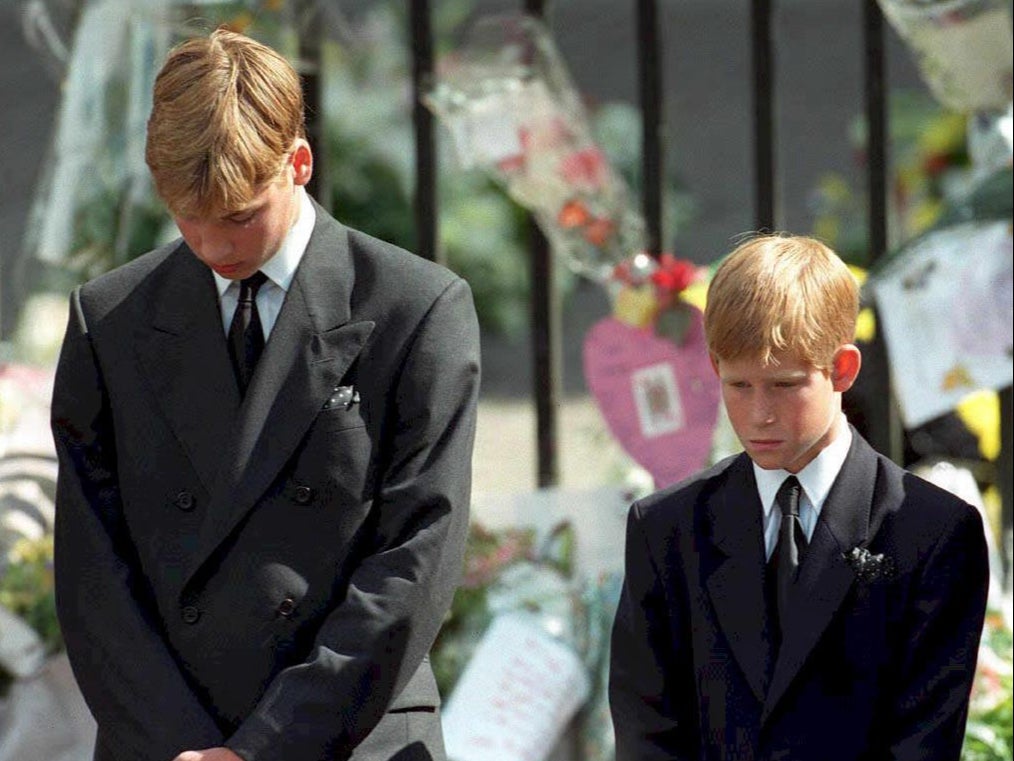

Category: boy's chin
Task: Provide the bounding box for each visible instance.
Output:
[744,443,784,466]
[749,453,787,471]
[746,446,802,473]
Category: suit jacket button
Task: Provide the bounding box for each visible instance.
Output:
[175,490,195,512]
[181,605,201,625]
[277,598,296,618]
[293,485,314,505]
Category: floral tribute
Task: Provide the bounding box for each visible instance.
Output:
[877,0,1012,114]
[426,12,720,494]
[430,520,622,761]
[425,13,712,345]
[610,251,704,344]
[424,13,645,285]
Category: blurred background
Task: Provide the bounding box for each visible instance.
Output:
[1,1,1011,759]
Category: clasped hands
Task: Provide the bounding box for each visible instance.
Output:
[173,749,243,761]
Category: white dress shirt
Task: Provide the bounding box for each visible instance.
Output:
[213,187,316,339]
[754,414,853,560]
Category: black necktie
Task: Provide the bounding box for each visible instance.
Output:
[227,271,268,396]
[770,476,807,646]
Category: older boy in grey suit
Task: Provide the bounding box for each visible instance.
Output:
[52,29,479,761]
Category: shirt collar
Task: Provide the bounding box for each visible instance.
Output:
[213,187,316,297]
[754,413,852,520]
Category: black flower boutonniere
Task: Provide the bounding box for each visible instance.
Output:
[844,546,896,583]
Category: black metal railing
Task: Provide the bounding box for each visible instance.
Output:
[397,1,1012,579]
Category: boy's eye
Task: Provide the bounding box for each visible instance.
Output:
[229,211,257,224]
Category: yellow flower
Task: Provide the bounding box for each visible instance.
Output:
[916,112,966,156]
[957,390,1001,461]
[613,285,659,329]
[941,364,976,392]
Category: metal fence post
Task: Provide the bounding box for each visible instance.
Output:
[638,0,664,256]
[862,0,904,465]
[410,0,440,264]
[525,0,562,488]
[751,0,776,232]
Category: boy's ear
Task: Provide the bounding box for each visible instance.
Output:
[831,344,862,392]
[290,139,313,187]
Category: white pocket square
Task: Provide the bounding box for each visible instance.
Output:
[323,385,360,410]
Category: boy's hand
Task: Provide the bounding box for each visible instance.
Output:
[173,749,244,761]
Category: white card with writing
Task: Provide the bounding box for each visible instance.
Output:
[631,361,686,438]
[872,221,1013,428]
[442,611,590,761]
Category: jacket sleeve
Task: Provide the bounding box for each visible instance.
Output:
[226,277,480,761]
[884,503,989,759]
[609,503,696,761]
[51,287,225,759]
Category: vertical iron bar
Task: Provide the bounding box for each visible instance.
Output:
[411,0,440,263]
[529,215,561,490]
[525,0,561,488]
[864,0,888,265]
[863,0,904,464]
[751,0,776,231]
[299,4,327,211]
[637,0,664,256]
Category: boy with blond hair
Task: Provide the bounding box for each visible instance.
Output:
[52,29,479,761]
[609,234,988,760]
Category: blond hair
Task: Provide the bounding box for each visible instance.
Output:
[704,234,859,370]
[145,28,305,218]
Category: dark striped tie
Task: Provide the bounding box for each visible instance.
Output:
[227,271,268,396]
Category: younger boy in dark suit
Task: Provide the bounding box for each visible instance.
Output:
[609,234,989,760]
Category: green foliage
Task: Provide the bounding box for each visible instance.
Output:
[809,90,970,267]
[440,175,533,338]
[963,682,1013,761]
[431,523,537,695]
[66,185,167,282]
[0,536,62,657]
[963,608,1014,761]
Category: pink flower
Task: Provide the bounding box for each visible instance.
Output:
[559,147,608,190]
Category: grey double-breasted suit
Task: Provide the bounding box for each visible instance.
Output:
[51,201,480,761]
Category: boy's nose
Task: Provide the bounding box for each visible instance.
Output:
[752,396,776,425]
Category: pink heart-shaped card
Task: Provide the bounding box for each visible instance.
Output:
[583,308,721,489]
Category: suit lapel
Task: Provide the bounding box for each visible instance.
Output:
[762,430,879,721]
[136,247,240,493]
[184,209,374,588]
[704,455,772,704]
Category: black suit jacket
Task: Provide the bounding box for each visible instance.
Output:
[51,201,480,761]
[609,429,989,760]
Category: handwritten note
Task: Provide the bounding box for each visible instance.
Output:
[442,612,591,761]
[871,221,1013,428]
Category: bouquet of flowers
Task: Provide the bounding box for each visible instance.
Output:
[425,13,645,284]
